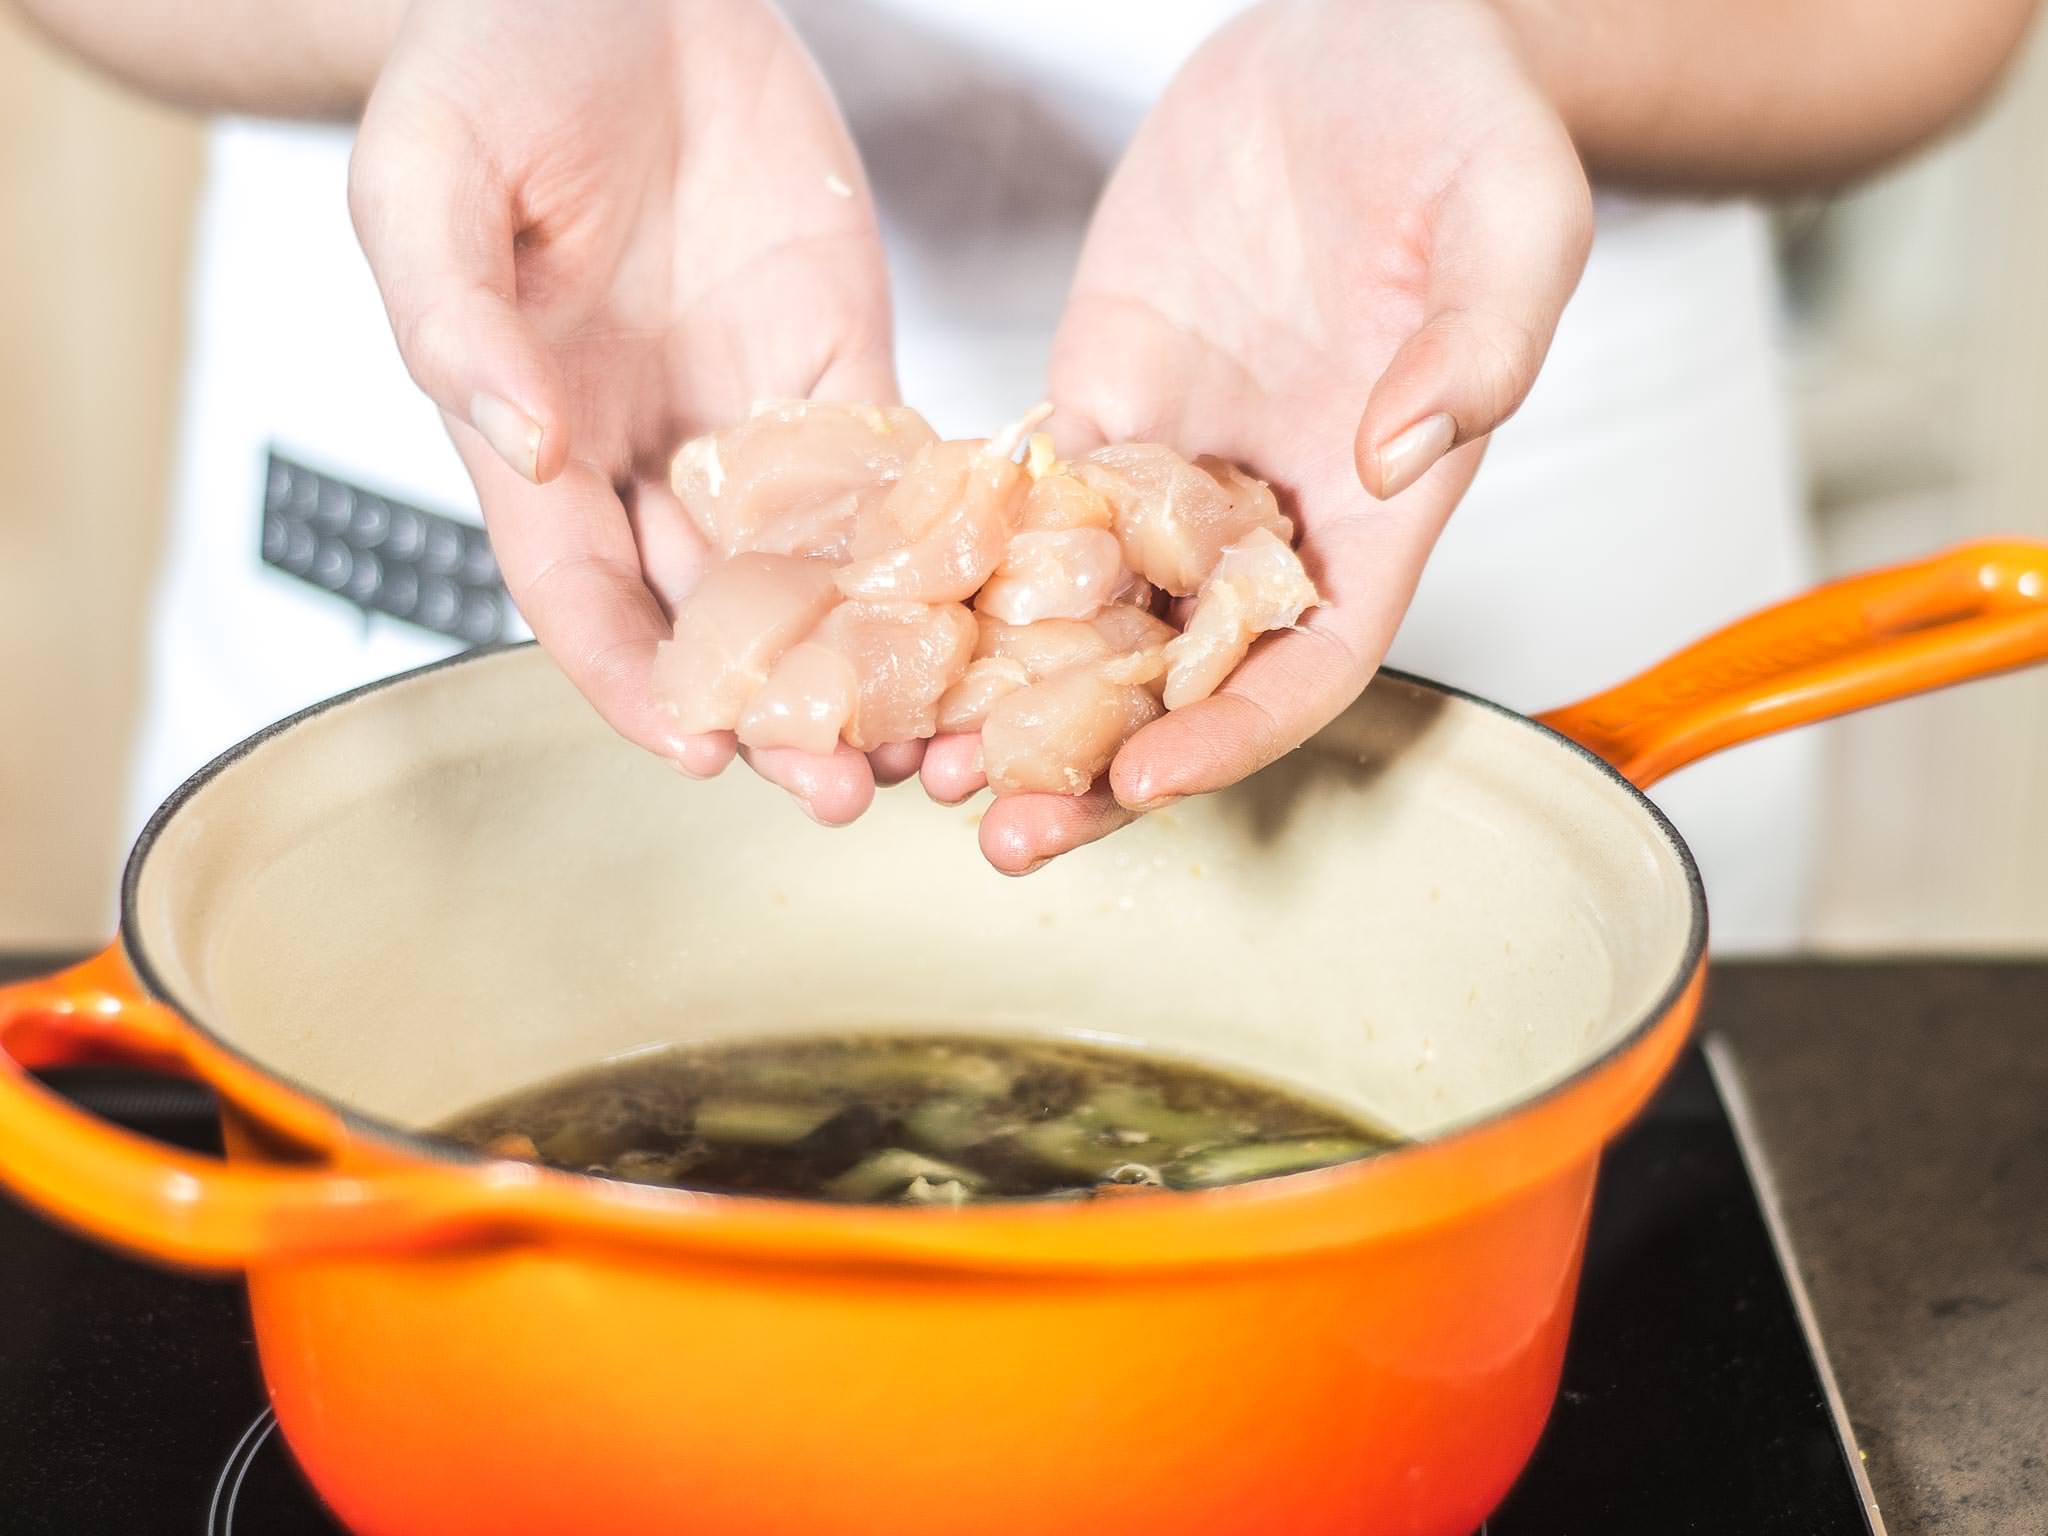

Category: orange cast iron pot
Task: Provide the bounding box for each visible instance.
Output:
[2,541,2047,1536]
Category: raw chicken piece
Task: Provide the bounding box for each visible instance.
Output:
[670,401,937,561]
[933,656,1034,733]
[972,607,1179,684]
[983,670,1165,796]
[1162,528,1321,710]
[1087,605,1178,689]
[1016,468,1114,533]
[938,606,1179,731]
[834,438,1027,603]
[973,615,1113,676]
[810,600,978,751]
[737,642,861,755]
[654,554,840,734]
[659,400,1307,800]
[1075,445,1293,596]
[1087,604,1179,654]
[1195,455,1288,538]
[974,528,1129,624]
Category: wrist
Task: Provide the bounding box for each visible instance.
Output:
[319,0,415,115]
[1484,0,1613,177]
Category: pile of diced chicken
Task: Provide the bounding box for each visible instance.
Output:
[657,401,1320,796]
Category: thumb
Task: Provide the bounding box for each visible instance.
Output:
[810,345,903,409]
[1355,115,1591,500]
[348,95,570,484]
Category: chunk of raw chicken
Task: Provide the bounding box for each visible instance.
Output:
[657,402,1318,797]
[670,401,937,562]
[1087,604,1178,689]
[1074,445,1293,596]
[933,656,1033,734]
[1162,528,1321,709]
[809,600,978,751]
[1015,466,1114,533]
[974,528,1130,624]
[834,438,1027,603]
[973,613,1110,674]
[982,670,1165,796]
[654,554,840,734]
[737,642,861,755]
[936,606,1179,733]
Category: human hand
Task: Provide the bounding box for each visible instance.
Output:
[920,0,1592,870]
[349,0,903,823]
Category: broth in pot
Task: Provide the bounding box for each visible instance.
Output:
[439,1033,1397,1204]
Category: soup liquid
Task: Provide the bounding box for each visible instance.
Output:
[438,1033,1396,1204]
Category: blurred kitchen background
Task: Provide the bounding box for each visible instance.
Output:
[2,10,2045,954]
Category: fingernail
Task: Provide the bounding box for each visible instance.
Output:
[1372,412,1456,499]
[471,392,543,483]
[670,757,709,780]
[1115,763,1178,813]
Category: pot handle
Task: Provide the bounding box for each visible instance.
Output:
[1536,540,2048,788]
[0,948,533,1270]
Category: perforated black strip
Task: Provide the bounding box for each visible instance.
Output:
[260,450,515,646]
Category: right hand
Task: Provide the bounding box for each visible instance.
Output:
[349,0,902,824]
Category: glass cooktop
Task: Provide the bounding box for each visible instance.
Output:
[0,1019,1880,1534]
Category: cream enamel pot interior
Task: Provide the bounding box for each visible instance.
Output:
[1,540,2045,1536]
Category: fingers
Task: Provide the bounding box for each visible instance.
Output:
[673,732,739,779]
[811,346,903,410]
[349,92,570,485]
[919,734,986,805]
[868,739,927,786]
[1109,628,1363,812]
[622,481,713,622]
[737,742,876,826]
[1354,114,1592,499]
[454,429,709,761]
[1107,502,1464,810]
[923,734,1137,873]
[978,783,1141,875]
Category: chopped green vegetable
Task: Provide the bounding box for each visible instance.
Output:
[759,1045,1013,1100]
[823,1148,986,1202]
[1162,1136,1375,1189]
[1010,1117,1158,1180]
[693,1099,838,1146]
[904,1097,1002,1153]
[1085,1084,1254,1147]
[606,1148,696,1185]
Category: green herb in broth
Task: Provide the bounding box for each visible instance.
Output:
[438,1033,1399,1204]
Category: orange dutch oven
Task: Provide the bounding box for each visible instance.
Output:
[2,541,2046,1536]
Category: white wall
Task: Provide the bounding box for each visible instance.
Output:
[1786,23,2048,948]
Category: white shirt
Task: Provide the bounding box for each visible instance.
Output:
[127,0,1818,949]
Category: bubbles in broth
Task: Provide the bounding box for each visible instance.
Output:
[438,1034,1397,1203]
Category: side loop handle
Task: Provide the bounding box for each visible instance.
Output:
[1537,541,2048,787]
[0,949,530,1270]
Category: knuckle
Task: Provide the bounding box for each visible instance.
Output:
[392,294,459,389]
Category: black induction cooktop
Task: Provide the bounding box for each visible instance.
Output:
[0,1031,1880,1535]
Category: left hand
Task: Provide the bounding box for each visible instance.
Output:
[919,0,1592,871]
[348,0,903,825]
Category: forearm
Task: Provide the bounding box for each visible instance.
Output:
[7,0,407,117]
[1497,0,2041,192]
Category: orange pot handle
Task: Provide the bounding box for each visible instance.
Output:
[0,948,537,1270]
[1537,540,2048,788]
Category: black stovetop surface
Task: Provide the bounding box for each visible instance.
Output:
[0,1044,1878,1535]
